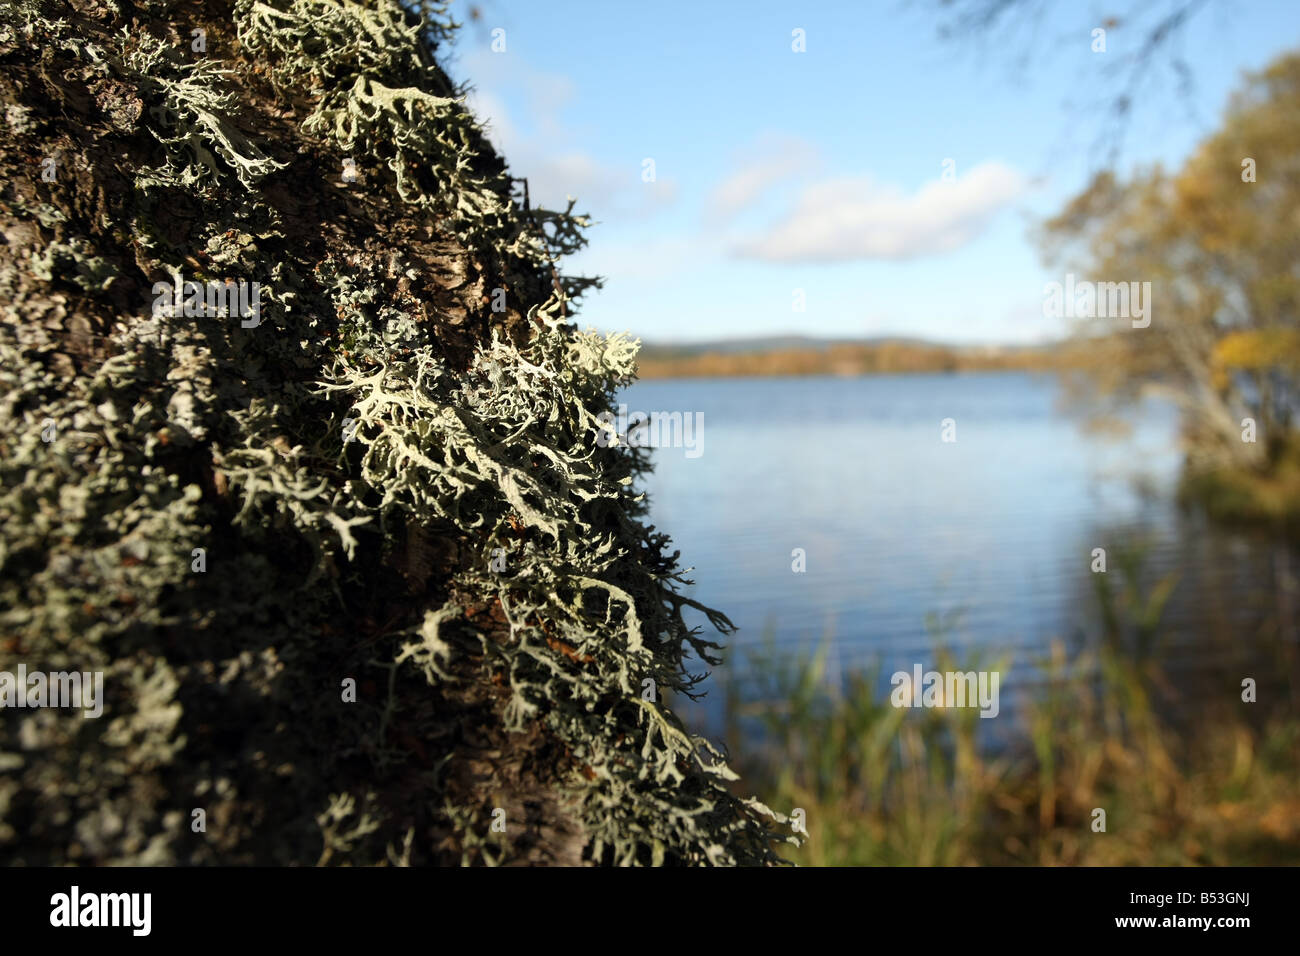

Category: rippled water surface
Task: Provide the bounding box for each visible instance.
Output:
[620,372,1295,724]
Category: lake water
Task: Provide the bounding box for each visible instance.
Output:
[620,372,1298,730]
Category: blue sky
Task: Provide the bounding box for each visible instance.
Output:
[441,0,1300,345]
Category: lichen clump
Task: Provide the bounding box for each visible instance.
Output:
[0,0,789,864]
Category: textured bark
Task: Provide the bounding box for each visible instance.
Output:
[0,0,787,865]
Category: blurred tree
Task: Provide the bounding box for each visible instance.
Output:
[932,0,1223,162]
[1039,51,1300,474]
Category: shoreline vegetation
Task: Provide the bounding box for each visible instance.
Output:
[730,636,1300,865]
[634,336,1077,380]
[721,559,1300,866]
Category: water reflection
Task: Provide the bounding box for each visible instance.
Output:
[620,372,1298,733]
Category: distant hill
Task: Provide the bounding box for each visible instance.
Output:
[634,335,1060,379]
[638,334,943,359]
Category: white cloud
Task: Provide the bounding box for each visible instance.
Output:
[464,88,517,150]
[706,134,818,221]
[461,53,676,218]
[733,161,1028,262]
[570,235,704,282]
[505,151,677,217]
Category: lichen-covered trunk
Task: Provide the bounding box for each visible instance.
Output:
[0,0,788,865]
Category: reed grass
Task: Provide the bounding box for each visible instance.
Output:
[727,555,1300,865]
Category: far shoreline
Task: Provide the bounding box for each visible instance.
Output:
[632,339,1071,381]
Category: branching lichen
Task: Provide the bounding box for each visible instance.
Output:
[0,0,791,866]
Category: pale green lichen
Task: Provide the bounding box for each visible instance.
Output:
[122,31,286,192]
[0,0,792,866]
